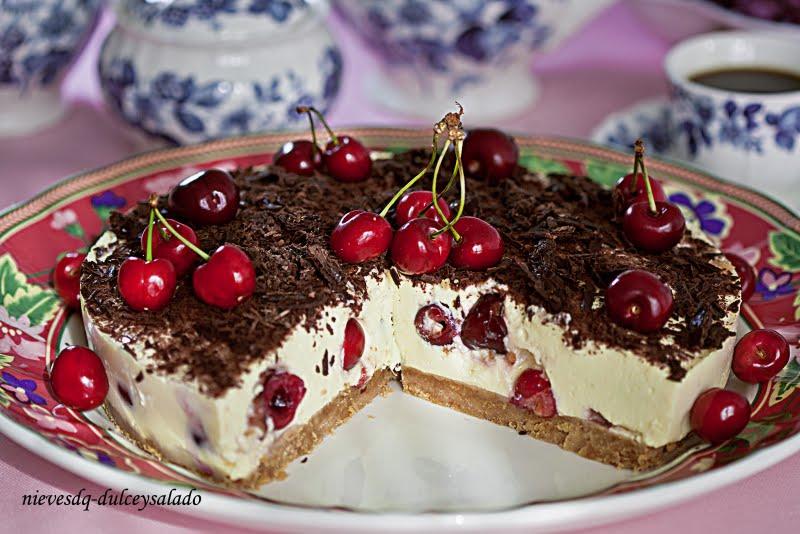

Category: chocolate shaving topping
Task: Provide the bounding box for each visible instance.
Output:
[81,150,739,396]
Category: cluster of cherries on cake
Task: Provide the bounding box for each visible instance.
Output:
[609,140,790,444]
[47,167,256,412]
[265,106,521,426]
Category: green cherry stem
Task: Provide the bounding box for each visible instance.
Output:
[300,106,321,159]
[430,139,461,241]
[378,133,440,219]
[148,195,210,261]
[145,207,156,262]
[432,139,466,240]
[635,140,658,214]
[297,106,338,146]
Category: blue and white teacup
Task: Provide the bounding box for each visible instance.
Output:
[665,32,800,192]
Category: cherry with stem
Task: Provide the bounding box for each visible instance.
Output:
[149,195,256,309]
[296,106,372,182]
[622,140,685,253]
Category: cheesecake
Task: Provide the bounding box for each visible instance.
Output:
[80,149,741,486]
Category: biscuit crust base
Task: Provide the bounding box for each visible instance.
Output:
[401,367,689,471]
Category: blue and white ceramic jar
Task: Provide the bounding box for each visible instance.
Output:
[0,0,100,136]
[333,0,611,121]
[99,0,342,145]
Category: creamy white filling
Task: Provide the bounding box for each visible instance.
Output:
[83,213,739,480]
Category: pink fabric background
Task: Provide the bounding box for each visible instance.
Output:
[1,2,798,532]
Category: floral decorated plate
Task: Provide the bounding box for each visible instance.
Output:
[0,131,798,532]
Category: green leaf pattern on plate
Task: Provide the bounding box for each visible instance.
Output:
[519,153,569,176]
[769,231,800,272]
[774,359,800,403]
[585,159,627,188]
[0,254,59,326]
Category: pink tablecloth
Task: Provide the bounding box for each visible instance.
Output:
[1,3,798,533]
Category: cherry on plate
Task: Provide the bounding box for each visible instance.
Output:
[460,293,508,353]
[330,210,393,264]
[117,257,176,312]
[724,252,756,302]
[263,372,306,430]
[395,190,452,227]
[274,140,321,176]
[168,169,240,225]
[461,128,519,182]
[510,369,556,418]
[690,388,751,444]
[324,136,372,183]
[414,304,458,345]
[50,346,109,411]
[342,318,365,371]
[53,251,86,309]
[449,216,504,270]
[193,244,256,309]
[605,269,673,333]
[390,218,451,274]
[140,218,199,276]
[732,329,790,383]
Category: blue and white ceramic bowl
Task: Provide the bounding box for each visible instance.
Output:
[665,31,800,191]
[333,0,612,121]
[99,0,342,145]
[0,0,100,136]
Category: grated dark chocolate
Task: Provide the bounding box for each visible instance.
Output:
[80,150,739,395]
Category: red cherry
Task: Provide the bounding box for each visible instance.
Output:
[461,128,519,182]
[168,169,240,225]
[449,216,504,270]
[622,201,686,253]
[262,372,306,430]
[324,136,372,182]
[274,140,321,176]
[510,369,556,418]
[461,293,508,353]
[414,304,458,345]
[390,219,451,274]
[606,270,673,333]
[192,244,255,309]
[732,329,790,383]
[342,318,365,371]
[690,388,751,444]
[395,190,452,227]
[331,210,393,264]
[117,257,176,312]
[724,252,756,302]
[614,172,667,212]
[139,219,199,276]
[50,346,109,411]
[53,252,86,309]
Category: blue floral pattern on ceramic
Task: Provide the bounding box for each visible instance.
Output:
[755,268,794,301]
[669,192,728,236]
[672,84,800,157]
[1,371,46,405]
[121,0,309,32]
[0,0,100,90]
[99,46,342,144]
[334,0,552,75]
